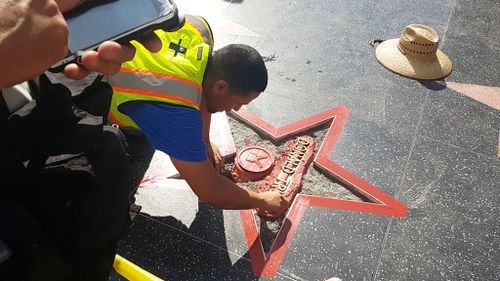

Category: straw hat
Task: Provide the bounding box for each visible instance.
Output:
[375,24,452,80]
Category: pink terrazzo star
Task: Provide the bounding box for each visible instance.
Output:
[229,106,408,277]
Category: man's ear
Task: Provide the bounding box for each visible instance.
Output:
[212,80,229,96]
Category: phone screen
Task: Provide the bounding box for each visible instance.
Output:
[65,0,172,53]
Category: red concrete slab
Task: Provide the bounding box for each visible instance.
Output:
[237,146,274,173]
[231,146,275,182]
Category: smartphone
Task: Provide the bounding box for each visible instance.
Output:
[50,0,184,72]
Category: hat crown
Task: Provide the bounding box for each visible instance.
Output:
[398,24,440,59]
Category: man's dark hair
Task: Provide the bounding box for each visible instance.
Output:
[207,44,268,95]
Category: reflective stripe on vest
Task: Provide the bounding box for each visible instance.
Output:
[111,69,202,105]
[108,15,212,129]
[186,15,213,48]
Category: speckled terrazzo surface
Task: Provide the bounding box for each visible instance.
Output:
[110,0,500,280]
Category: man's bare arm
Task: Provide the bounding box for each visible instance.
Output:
[200,101,224,173]
[171,157,288,217]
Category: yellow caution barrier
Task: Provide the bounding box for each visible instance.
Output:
[113,254,164,281]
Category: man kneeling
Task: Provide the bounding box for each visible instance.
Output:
[107,15,288,218]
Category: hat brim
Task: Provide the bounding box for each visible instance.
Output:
[375,38,452,80]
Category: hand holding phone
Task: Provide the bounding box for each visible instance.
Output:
[62,40,135,79]
[51,0,183,78]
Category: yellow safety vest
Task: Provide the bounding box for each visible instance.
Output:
[108,15,213,128]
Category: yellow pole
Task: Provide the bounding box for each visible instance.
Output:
[113,254,164,281]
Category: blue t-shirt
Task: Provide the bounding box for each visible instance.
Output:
[120,102,207,162]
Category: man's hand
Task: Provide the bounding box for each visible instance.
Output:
[55,0,163,80]
[54,0,83,12]
[171,158,289,214]
[63,41,136,79]
[257,191,289,219]
[0,0,68,88]
[206,141,224,174]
